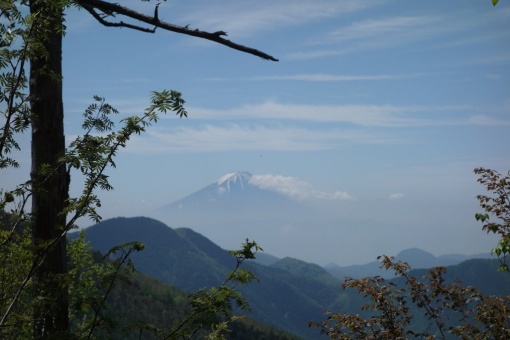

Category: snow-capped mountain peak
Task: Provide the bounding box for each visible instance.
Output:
[216,171,252,192]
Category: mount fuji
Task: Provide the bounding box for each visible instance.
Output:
[149,172,333,257]
[154,171,302,214]
[147,171,399,264]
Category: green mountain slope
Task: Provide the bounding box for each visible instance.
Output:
[102,270,301,339]
[76,216,510,338]
[80,217,235,290]
[407,258,510,295]
[77,216,349,338]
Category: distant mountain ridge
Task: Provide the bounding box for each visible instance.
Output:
[324,247,492,280]
[77,216,344,338]
[75,216,507,339]
[145,171,494,266]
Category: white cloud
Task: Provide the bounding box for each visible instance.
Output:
[468,115,510,126]
[288,8,510,61]
[326,16,441,42]
[123,123,395,153]
[321,191,354,200]
[188,102,469,127]
[68,98,505,155]
[115,96,503,154]
[250,174,353,201]
[177,0,383,37]
[287,15,458,60]
[250,175,311,199]
[388,193,404,200]
[285,49,345,60]
[69,97,473,131]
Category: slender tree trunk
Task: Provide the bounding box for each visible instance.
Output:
[29,0,69,337]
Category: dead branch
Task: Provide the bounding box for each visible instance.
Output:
[77,0,279,61]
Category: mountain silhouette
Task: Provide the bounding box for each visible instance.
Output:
[148,171,338,261]
[153,171,304,214]
[324,247,492,279]
[74,216,348,338]
[75,216,508,338]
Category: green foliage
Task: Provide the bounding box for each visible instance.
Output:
[271,257,340,286]
[474,167,510,271]
[492,0,499,6]
[78,235,266,339]
[0,85,189,334]
[0,5,258,334]
[81,251,301,340]
[0,219,145,338]
[104,270,191,339]
[0,213,32,338]
[311,168,510,338]
[2,0,275,337]
[78,217,239,290]
[310,256,510,339]
[79,217,349,338]
[226,318,303,340]
[0,0,31,169]
[65,90,187,226]
[163,240,262,339]
[1,219,265,339]
[68,232,146,338]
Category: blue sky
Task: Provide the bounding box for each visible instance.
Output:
[3,0,510,264]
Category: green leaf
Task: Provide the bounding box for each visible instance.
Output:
[492,247,502,257]
[4,191,14,202]
[492,0,499,6]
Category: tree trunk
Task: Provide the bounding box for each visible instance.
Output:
[29,0,69,337]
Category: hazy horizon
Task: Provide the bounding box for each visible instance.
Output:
[1,1,508,265]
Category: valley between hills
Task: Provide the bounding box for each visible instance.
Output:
[73,216,508,339]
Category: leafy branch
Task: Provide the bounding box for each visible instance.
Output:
[0,90,187,331]
[163,240,262,339]
[310,256,509,339]
[85,241,145,339]
[0,3,32,166]
[474,167,510,271]
[64,89,187,227]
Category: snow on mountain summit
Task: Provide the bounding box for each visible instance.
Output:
[216,171,253,193]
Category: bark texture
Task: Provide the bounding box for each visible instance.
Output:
[29,0,69,336]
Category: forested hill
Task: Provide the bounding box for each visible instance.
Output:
[103,269,301,339]
[76,216,236,290]
[75,216,349,338]
[74,216,510,339]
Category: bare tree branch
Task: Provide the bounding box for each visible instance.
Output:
[81,4,156,33]
[77,0,279,61]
